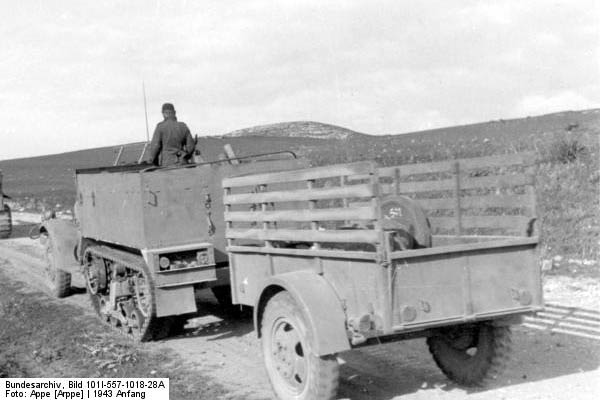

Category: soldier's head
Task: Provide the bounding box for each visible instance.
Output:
[161,103,176,119]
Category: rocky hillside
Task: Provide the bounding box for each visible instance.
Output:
[225,121,366,140]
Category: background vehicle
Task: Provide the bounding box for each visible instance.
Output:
[41,150,542,400]
[0,170,12,239]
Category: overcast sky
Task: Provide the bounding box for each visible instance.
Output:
[1,0,598,160]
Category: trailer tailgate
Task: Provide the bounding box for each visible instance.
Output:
[389,237,542,330]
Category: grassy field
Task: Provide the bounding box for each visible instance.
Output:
[1,109,598,265]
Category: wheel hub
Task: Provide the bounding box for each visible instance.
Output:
[444,327,478,351]
[271,318,307,391]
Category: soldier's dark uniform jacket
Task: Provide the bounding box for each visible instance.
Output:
[149,117,195,166]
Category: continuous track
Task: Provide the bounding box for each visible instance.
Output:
[83,244,171,341]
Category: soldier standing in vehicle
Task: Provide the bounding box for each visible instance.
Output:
[149,103,196,166]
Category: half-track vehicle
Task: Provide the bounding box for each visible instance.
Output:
[41,149,543,400]
[0,170,12,239]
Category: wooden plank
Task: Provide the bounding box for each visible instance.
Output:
[379,172,533,195]
[415,194,534,211]
[459,152,534,169]
[379,160,452,177]
[453,161,462,235]
[352,193,534,212]
[346,173,371,182]
[224,183,376,204]
[429,215,532,231]
[348,200,373,208]
[226,245,378,260]
[460,172,534,190]
[380,179,455,194]
[223,143,239,164]
[307,179,320,249]
[432,235,515,246]
[388,236,538,260]
[226,228,380,243]
[223,162,374,187]
[378,153,535,178]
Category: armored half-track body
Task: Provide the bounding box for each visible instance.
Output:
[40,150,543,400]
[43,154,308,339]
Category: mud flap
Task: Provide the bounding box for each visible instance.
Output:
[255,271,350,356]
[155,286,197,317]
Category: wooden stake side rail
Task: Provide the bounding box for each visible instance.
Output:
[224,183,376,204]
[226,228,380,243]
[429,215,531,232]
[377,171,534,194]
[377,152,535,177]
[225,206,376,222]
[223,153,537,251]
[225,244,378,260]
[371,152,536,236]
[223,161,381,251]
[399,194,534,210]
[223,161,375,188]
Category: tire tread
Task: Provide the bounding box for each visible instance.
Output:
[427,323,512,387]
[0,205,12,239]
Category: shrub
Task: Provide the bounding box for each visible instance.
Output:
[548,138,587,164]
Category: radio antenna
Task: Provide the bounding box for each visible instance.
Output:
[143,81,150,142]
[138,81,151,163]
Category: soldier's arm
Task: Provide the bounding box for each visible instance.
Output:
[149,125,162,166]
[183,124,195,159]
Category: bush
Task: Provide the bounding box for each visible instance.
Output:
[548,138,587,164]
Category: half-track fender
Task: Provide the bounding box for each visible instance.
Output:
[254,270,350,356]
[40,218,79,273]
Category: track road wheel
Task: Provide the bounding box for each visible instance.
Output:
[261,291,339,400]
[427,322,512,386]
[0,204,12,239]
[42,233,71,298]
[83,247,165,342]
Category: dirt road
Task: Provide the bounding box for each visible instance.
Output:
[1,213,599,400]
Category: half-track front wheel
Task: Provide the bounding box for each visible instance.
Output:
[211,285,233,307]
[261,291,339,400]
[42,232,71,298]
[0,204,12,239]
[83,246,171,341]
[427,322,512,386]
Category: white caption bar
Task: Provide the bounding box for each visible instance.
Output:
[2,378,169,400]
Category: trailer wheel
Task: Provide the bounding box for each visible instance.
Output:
[427,322,512,386]
[261,291,339,400]
[0,204,12,239]
[42,233,71,298]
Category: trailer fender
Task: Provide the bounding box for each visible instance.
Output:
[254,271,350,356]
[40,219,79,273]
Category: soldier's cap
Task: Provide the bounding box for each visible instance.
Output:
[161,103,175,112]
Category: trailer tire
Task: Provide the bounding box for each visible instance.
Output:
[43,233,71,298]
[261,291,339,400]
[427,322,512,386]
[0,204,12,239]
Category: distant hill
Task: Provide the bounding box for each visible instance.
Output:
[225,121,367,140]
[390,109,600,142]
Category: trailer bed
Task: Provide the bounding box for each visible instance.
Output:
[223,154,542,338]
